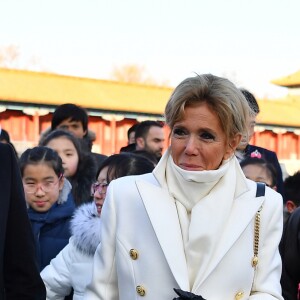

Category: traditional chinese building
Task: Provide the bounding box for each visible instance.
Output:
[0,68,172,155]
[254,69,300,174]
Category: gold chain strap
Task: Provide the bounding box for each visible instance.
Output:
[252,205,263,268]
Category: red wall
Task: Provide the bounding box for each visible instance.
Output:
[1,109,299,159]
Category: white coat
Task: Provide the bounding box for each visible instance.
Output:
[41,202,101,300]
[84,155,283,300]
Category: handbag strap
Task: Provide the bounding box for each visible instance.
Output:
[252,182,265,268]
[255,182,266,197]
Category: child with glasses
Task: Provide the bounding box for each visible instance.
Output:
[19,146,76,272]
[40,129,97,206]
[41,153,155,300]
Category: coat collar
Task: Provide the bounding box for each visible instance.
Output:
[136,179,190,291]
[137,166,264,292]
[193,179,264,290]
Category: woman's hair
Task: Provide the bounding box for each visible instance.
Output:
[240,157,277,188]
[19,146,64,177]
[165,74,250,142]
[96,152,155,182]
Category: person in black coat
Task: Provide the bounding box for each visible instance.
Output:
[280,207,300,300]
[236,89,284,197]
[0,143,46,299]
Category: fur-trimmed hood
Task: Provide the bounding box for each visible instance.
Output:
[70,202,101,257]
[57,178,72,204]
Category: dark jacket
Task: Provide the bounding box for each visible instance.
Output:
[81,136,107,171]
[119,143,136,153]
[0,143,46,299]
[280,207,300,300]
[244,144,284,197]
[28,190,76,271]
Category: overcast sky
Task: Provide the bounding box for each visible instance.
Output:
[1,0,299,98]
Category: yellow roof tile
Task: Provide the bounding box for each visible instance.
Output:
[271,70,300,87]
[0,68,173,115]
[257,97,300,127]
[1,68,300,128]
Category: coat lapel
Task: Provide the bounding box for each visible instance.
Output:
[193,184,264,291]
[136,179,190,291]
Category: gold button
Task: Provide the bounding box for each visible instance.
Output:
[136,285,146,296]
[235,291,244,300]
[129,249,139,260]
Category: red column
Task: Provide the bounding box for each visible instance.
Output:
[102,114,124,155]
[272,129,287,160]
[33,112,40,145]
[23,108,50,146]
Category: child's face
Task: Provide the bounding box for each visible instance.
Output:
[56,118,87,139]
[23,163,64,212]
[45,137,79,178]
[93,166,109,215]
[242,164,275,189]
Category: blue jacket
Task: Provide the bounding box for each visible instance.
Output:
[28,191,76,271]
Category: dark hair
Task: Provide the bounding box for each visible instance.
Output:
[135,120,163,140]
[284,171,300,206]
[96,152,154,182]
[240,89,260,114]
[39,129,83,164]
[0,128,10,143]
[0,129,18,157]
[132,149,158,166]
[127,123,140,140]
[240,157,277,187]
[19,146,64,177]
[39,129,84,176]
[40,129,97,205]
[39,129,86,177]
[51,103,88,134]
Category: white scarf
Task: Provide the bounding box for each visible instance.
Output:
[166,155,229,213]
[153,148,244,291]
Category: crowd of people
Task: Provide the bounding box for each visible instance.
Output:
[0,73,299,299]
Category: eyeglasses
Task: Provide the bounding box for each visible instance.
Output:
[91,181,108,196]
[23,175,63,194]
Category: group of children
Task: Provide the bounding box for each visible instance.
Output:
[19,136,155,299]
[8,103,153,299]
